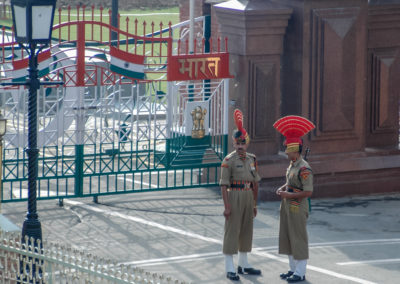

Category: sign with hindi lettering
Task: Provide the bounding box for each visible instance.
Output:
[167,53,232,81]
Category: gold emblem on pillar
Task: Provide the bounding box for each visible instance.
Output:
[191,106,207,139]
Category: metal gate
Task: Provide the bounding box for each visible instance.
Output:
[0,6,230,203]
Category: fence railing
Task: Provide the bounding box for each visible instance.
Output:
[0,231,188,284]
[0,5,228,203]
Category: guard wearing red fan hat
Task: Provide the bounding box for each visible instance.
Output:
[220,109,261,281]
[273,115,315,283]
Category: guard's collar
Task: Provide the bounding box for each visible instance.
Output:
[290,156,303,167]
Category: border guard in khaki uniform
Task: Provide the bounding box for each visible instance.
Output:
[273,115,315,283]
[220,109,262,281]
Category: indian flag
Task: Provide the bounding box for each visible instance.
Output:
[12,49,52,83]
[110,46,145,80]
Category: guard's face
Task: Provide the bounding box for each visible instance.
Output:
[286,151,299,161]
[233,139,248,154]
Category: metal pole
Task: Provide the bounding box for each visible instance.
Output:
[189,0,195,53]
[203,14,211,100]
[188,0,195,102]
[0,135,3,213]
[21,42,42,243]
[223,79,229,135]
[111,0,119,45]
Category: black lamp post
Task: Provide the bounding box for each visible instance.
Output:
[8,0,58,244]
[111,0,119,44]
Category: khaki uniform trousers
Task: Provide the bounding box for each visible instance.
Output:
[279,199,309,260]
[223,190,254,255]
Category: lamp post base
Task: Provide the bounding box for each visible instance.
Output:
[21,217,42,243]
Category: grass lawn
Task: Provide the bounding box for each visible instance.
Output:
[0,6,180,38]
[1,6,181,65]
[1,6,184,89]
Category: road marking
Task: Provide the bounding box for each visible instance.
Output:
[254,239,400,252]
[305,264,377,284]
[133,256,223,267]
[117,171,187,189]
[121,239,400,267]
[253,251,377,284]
[118,177,158,189]
[121,252,223,267]
[64,199,222,244]
[64,199,378,284]
[337,258,400,266]
[338,213,368,217]
[308,239,400,249]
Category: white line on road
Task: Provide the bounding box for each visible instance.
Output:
[64,199,222,244]
[337,258,400,266]
[254,239,400,252]
[308,238,400,246]
[131,255,223,267]
[253,251,377,284]
[64,199,380,284]
[118,177,158,189]
[121,252,223,267]
[120,238,400,268]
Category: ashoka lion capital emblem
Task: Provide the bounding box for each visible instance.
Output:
[191,106,207,139]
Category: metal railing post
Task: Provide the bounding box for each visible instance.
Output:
[0,134,3,213]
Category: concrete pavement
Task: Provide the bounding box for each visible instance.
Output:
[1,188,400,283]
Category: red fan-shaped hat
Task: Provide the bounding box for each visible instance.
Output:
[273,115,315,145]
[233,109,250,144]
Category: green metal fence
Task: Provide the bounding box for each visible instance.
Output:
[0,9,229,203]
[0,80,228,203]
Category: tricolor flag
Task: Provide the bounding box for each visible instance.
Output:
[110,46,145,80]
[12,49,52,82]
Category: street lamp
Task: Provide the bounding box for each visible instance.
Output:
[9,0,57,243]
[0,111,6,214]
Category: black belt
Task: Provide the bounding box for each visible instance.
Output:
[230,182,253,189]
[287,185,302,193]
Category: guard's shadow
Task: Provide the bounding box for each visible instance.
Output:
[235,274,313,283]
[233,274,264,284]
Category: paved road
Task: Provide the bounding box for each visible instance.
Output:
[2,188,400,283]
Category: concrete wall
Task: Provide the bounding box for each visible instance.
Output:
[212,0,400,200]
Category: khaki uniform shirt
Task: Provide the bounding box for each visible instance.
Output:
[279,156,313,259]
[219,150,261,254]
[219,151,261,186]
[285,156,313,212]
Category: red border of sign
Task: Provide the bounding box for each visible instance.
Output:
[167,53,233,81]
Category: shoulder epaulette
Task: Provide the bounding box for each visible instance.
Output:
[247,153,257,161]
[299,166,312,180]
[226,151,236,158]
[221,162,229,168]
[247,152,256,157]
[221,151,235,167]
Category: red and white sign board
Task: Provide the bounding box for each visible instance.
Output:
[167,53,232,81]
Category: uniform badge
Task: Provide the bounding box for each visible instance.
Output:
[300,170,310,180]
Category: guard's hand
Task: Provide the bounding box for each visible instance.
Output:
[223,207,231,220]
[276,184,287,195]
[279,191,292,199]
[253,207,257,218]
